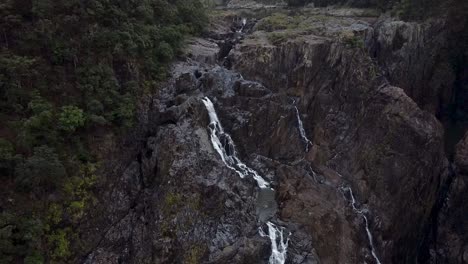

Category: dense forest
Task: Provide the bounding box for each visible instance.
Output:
[0,0,206,263]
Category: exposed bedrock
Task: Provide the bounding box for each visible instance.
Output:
[230,30,447,263]
[80,4,468,264]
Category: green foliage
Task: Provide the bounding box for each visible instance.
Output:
[0,138,13,161]
[157,41,175,62]
[0,138,14,175]
[342,33,365,49]
[267,32,295,45]
[15,146,66,191]
[16,96,57,149]
[0,213,44,263]
[24,251,44,264]
[46,204,63,226]
[0,53,37,113]
[63,163,98,221]
[28,96,52,115]
[256,12,318,33]
[47,229,71,260]
[58,106,85,133]
[257,13,293,31]
[0,0,207,261]
[185,245,205,264]
[165,192,183,208]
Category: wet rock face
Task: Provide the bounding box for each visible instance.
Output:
[81,6,463,264]
[230,24,445,262]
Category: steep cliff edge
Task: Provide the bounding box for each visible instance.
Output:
[80,3,466,264]
[229,10,446,262]
[429,133,468,263]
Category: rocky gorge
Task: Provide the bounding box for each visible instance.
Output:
[80,1,467,263]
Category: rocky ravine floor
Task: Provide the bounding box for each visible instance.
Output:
[80,4,467,264]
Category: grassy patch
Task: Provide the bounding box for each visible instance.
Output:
[341,32,365,49]
[257,12,320,32]
[267,32,296,45]
[184,245,205,264]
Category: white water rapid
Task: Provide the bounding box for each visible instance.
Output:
[202,96,290,264]
[259,222,290,264]
[202,97,269,188]
[236,18,247,33]
[341,186,382,264]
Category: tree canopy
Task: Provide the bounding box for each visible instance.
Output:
[0,0,207,262]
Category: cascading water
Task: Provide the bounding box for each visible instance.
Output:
[341,186,382,264]
[202,97,269,189]
[236,18,247,33]
[293,101,312,152]
[202,96,290,264]
[259,222,290,264]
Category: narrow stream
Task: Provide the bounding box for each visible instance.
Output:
[341,186,382,264]
[293,100,312,152]
[202,96,290,264]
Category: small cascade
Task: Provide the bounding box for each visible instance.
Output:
[237,18,247,33]
[202,97,290,263]
[341,187,382,264]
[259,222,290,264]
[293,102,312,152]
[202,97,269,188]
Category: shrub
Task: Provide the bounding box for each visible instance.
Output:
[267,32,294,45]
[58,106,86,133]
[0,138,13,161]
[341,32,365,49]
[24,251,44,264]
[0,214,44,263]
[157,41,175,62]
[15,146,66,191]
[47,229,70,260]
[28,96,52,115]
[0,138,14,175]
[257,13,291,31]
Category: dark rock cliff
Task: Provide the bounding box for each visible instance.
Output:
[79,2,467,264]
[230,19,446,263]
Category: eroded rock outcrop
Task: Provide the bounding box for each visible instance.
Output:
[230,21,446,262]
[80,4,465,264]
[424,133,468,263]
[367,19,455,116]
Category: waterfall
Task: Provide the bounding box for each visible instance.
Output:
[259,222,290,264]
[341,187,382,264]
[202,97,269,189]
[236,18,247,33]
[240,18,247,32]
[202,97,290,263]
[293,105,312,152]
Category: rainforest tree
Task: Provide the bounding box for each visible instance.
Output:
[0,0,207,262]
